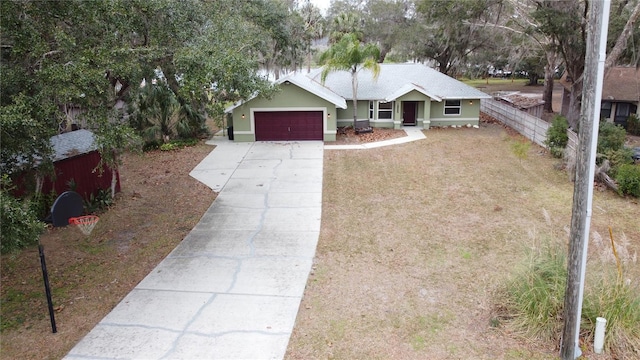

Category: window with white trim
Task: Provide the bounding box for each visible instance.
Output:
[378,101,393,119]
[369,101,374,119]
[444,100,461,115]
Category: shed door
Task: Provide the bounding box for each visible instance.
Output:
[254,111,323,141]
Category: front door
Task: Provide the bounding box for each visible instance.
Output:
[403,102,417,125]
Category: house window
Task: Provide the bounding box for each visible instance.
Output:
[378,101,393,119]
[614,102,637,126]
[369,101,374,119]
[444,100,461,115]
[616,103,630,117]
[600,101,611,119]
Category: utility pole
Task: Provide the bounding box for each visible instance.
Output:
[560,1,611,359]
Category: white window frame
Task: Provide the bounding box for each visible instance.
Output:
[378,101,393,120]
[444,100,461,116]
[369,101,374,119]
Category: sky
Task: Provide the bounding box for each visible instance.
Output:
[309,0,331,14]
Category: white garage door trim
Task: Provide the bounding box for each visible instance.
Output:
[233,107,332,139]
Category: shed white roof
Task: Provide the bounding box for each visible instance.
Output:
[50,129,97,161]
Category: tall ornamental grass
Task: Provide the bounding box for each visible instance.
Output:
[499,212,639,357]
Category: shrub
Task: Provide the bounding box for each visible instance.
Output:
[143,140,161,152]
[626,114,640,136]
[583,280,640,355]
[615,164,640,197]
[583,230,640,355]
[130,84,208,144]
[501,230,640,357]
[511,139,531,164]
[28,189,58,220]
[602,147,634,176]
[502,243,567,341]
[160,142,179,151]
[545,115,569,158]
[1,181,45,253]
[160,139,198,151]
[84,188,113,214]
[597,122,627,156]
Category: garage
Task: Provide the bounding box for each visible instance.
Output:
[254,111,323,141]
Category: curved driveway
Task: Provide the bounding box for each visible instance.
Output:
[66,141,323,359]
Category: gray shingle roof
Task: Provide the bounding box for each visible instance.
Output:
[308,63,490,101]
[225,63,490,113]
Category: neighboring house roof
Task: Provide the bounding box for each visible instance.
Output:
[602,67,640,102]
[559,66,640,103]
[308,63,491,101]
[50,129,97,162]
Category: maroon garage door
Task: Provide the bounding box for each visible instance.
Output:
[254,111,323,141]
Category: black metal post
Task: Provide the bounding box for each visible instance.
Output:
[38,244,57,333]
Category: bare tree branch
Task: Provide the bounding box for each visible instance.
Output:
[605,1,640,69]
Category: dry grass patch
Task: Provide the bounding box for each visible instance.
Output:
[286,123,638,360]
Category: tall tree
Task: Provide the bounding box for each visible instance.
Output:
[0,0,286,193]
[518,52,547,85]
[329,12,365,44]
[297,0,325,72]
[243,0,306,79]
[327,0,366,19]
[498,0,560,113]
[408,0,505,75]
[320,33,380,129]
[362,0,411,62]
[533,0,640,128]
[606,0,640,68]
[533,0,587,129]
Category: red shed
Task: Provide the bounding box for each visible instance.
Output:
[43,129,120,200]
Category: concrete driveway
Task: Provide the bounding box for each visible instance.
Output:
[65,140,323,359]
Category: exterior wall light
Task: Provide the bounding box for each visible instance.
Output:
[242,114,245,119]
[469,100,474,105]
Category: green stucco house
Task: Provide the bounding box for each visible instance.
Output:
[226,63,490,142]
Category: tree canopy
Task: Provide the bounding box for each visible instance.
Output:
[4,0,640,170]
[0,0,305,178]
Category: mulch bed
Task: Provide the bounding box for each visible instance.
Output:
[331,126,407,145]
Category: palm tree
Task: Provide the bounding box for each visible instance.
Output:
[320,33,380,132]
[329,12,364,44]
[131,82,187,144]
